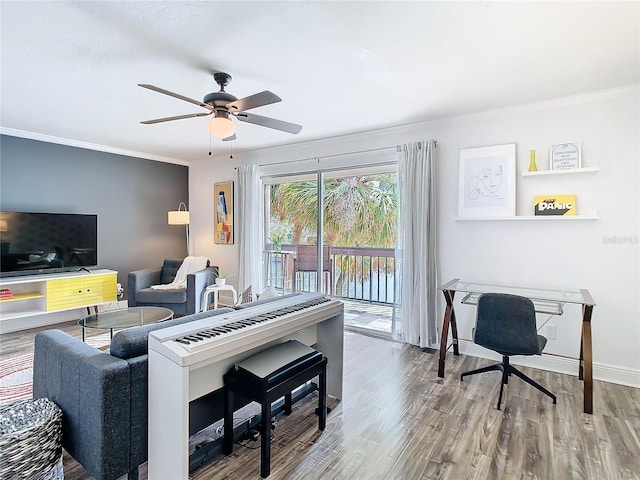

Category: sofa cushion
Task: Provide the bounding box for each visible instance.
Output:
[110,307,233,360]
[160,259,183,285]
[135,287,187,304]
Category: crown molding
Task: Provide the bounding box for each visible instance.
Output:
[439,83,640,124]
[0,127,189,166]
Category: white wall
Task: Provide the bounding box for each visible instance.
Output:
[188,156,240,283]
[189,85,639,387]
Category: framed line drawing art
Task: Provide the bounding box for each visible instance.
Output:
[214,181,234,244]
[458,144,516,218]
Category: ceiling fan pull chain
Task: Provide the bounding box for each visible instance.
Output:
[229,140,233,160]
[208,125,212,156]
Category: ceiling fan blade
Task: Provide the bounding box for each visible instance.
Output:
[226,91,281,112]
[222,134,237,141]
[235,112,302,134]
[138,84,212,110]
[140,112,212,124]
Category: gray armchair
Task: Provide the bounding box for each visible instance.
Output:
[128,259,218,315]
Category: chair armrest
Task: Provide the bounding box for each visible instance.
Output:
[187,266,219,314]
[127,267,162,305]
[33,330,132,480]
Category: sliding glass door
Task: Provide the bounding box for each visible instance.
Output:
[263,164,398,336]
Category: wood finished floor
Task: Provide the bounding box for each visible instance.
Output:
[2,322,639,480]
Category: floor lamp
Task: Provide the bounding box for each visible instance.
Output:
[168,202,190,255]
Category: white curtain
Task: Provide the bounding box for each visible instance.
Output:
[392,139,438,348]
[237,164,264,295]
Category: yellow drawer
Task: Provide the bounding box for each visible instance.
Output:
[46,274,117,311]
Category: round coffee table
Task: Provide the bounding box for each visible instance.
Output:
[78,306,174,341]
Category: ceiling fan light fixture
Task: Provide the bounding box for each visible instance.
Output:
[209,115,236,139]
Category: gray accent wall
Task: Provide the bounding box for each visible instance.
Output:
[0,135,189,296]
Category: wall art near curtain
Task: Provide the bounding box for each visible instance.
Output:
[214,181,234,244]
[458,144,516,218]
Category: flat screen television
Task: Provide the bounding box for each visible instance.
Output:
[0,211,98,277]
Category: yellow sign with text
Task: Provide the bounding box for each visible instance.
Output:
[534,194,576,216]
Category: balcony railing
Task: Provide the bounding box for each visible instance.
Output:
[264,245,396,305]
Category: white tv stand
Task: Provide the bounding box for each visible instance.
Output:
[0,269,117,333]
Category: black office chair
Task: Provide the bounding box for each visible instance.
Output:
[460,293,556,410]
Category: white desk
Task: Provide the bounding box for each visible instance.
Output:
[202,284,237,311]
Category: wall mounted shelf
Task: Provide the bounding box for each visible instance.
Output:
[522,166,599,177]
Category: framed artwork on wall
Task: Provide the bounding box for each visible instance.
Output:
[214,181,234,244]
[458,143,516,218]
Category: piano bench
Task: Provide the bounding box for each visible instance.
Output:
[223,340,328,478]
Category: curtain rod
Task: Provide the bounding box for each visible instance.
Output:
[256,139,437,168]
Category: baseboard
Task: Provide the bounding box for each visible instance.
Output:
[457,340,640,388]
[590,362,640,388]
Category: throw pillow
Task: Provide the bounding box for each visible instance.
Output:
[259,286,279,299]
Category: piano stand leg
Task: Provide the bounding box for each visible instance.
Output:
[223,390,234,455]
[318,367,327,431]
[284,392,293,414]
[260,402,272,478]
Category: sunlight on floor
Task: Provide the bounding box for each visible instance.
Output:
[342,299,392,335]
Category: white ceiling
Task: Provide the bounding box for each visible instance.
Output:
[1,1,638,164]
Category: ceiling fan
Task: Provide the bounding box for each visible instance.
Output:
[138,72,302,140]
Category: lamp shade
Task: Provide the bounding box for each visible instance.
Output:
[168,210,189,225]
[209,116,236,139]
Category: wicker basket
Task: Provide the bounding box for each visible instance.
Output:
[0,398,63,480]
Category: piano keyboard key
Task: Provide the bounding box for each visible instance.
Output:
[171,296,333,350]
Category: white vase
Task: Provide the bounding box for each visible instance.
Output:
[215,278,226,286]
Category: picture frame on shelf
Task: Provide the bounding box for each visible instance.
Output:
[458,143,516,218]
[550,142,581,170]
[214,181,234,244]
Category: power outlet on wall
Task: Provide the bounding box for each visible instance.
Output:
[546,325,557,341]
